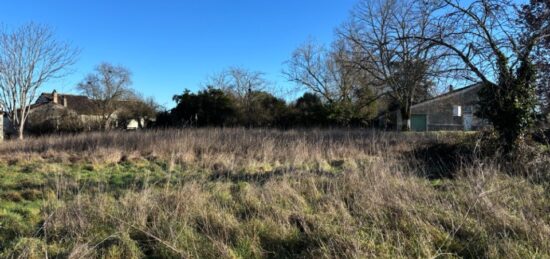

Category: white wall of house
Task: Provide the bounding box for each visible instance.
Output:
[127,119,139,130]
[126,118,146,130]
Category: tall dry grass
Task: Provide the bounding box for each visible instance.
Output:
[0,129,548,258]
[0,128,457,166]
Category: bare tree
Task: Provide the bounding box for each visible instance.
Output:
[0,23,78,139]
[77,63,133,129]
[418,0,550,149]
[118,92,159,129]
[284,40,379,124]
[521,0,550,116]
[205,67,268,99]
[204,67,271,126]
[284,40,353,104]
[339,0,448,131]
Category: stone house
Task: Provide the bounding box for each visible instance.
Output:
[33,91,104,126]
[32,90,151,131]
[0,90,151,139]
[378,84,489,131]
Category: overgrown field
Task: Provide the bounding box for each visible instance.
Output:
[0,129,549,258]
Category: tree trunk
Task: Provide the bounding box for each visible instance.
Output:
[18,123,25,140]
[401,107,411,131]
[103,117,111,131]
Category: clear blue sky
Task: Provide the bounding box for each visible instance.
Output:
[1,0,357,108]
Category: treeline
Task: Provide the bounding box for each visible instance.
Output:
[154,88,378,129]
[151,66,382,128]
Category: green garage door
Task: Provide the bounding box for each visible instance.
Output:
[411,114,427,131]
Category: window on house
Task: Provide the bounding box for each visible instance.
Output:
[453,105,462,117]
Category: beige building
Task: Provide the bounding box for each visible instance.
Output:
[379,84,489,131]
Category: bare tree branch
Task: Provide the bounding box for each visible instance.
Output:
[77,62,133,130]
[0,23,79,139]
[338,0,448,130]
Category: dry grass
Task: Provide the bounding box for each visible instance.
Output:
[0,128,453,164]
[0,129,548,258]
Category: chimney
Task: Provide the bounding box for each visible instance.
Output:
[62,97,68,107]
[52,90,58,104]
[449,85,454,92]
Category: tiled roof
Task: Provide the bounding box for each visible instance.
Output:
[37,93,101,115]
[375,83,483,118]
[411,83,482,108]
